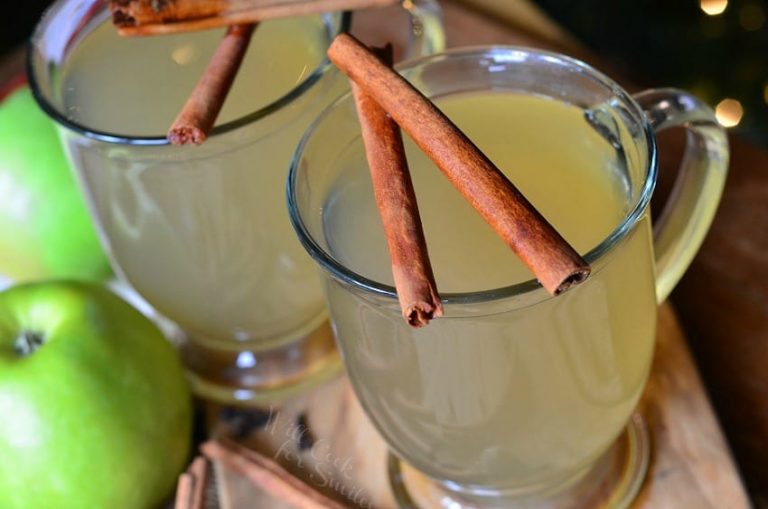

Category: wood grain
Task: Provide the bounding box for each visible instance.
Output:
[635,305,751,508]
[672,134,768,508]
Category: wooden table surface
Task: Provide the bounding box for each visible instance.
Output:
[672,133,768,509]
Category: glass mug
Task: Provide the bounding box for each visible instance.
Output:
[28,0,444,404]
[288,47,728,507]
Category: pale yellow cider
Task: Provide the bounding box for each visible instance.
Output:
[61,17,327,135]
[61,16,336,345]
[323,92,658,489]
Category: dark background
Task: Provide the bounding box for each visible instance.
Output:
[535,0,768,147]
[1,1,52,53]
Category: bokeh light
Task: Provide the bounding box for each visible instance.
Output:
[715,98,744,127]
[700,0,729,15]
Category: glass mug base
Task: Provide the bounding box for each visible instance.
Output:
[178,319,342,406]
[388,413,650,509]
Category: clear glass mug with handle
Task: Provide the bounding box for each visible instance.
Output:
[28,0,444,405]
[288,47,728,508]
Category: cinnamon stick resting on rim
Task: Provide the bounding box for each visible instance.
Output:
[110,0,398,36]
[174,456,208,509]
[168,23,256,145]
[188,457,209,509]
[174,472,194,509]
[328,33,590,295]
[201,438,350,509]
[350,44,442,327]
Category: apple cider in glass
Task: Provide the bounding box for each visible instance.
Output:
[30,0,445,403]
[59,17,331,345]
[320,92,657,488]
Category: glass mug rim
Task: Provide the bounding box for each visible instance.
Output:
[288,45,660,306]
[26,0,351,146]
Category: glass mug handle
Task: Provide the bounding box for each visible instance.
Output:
[634,89,729,303]
[401,0,446,57]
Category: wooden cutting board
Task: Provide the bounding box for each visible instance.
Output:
[200,2,750,508]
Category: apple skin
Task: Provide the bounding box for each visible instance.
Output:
[0,281,192,509]
[0,84,111,281]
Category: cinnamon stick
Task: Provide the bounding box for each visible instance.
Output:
[350,44,442,327]
[174,457,208,509]
[189,457,209,509]
[328,33,590,295]
[174,472,194,509]
[110,0,398,36]
[167,23,256,145]
[201,438,349,509]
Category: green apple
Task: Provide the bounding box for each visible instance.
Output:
[0,280,192,509]
[0,84,111,281]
